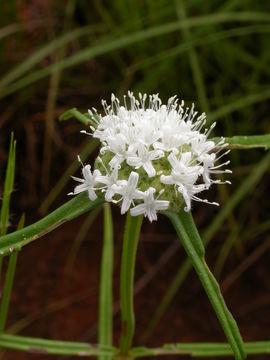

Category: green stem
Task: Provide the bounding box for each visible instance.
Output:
[119,213,143,356]
[164,210,246,360]
[131,341,270,358]
[0,252,18,332]
[99,203,114,360]
[0,193,104,256]
[0,334,116,357]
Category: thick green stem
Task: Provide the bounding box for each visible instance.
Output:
[119,213,143,356]
[164,209,246,360]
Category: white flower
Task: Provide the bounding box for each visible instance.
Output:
[130,187,169,222]
[127,143,163,177]
[160,152,203,187]
[112,171,143,214]
[70,164,101,201]
[71,92,231,221]
[95,166,119,201]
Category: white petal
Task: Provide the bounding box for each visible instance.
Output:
[74,184,87,194]
[127,171,139,189]
[105,187,116,201]
[147,209,157,222]
[155,200,169,211]
[88,188,97,201]
[82,165,92,183]
[121,198,131,214]
[130,204,146,216]
[143,161,156,177]
[160,175,173,185]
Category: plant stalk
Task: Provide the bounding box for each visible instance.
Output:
[119,213,143,356]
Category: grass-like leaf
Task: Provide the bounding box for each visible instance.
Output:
[0,214,25,333]
[0,334,116,357]
[0,193,104,256]
[99,203,114,360]
[222,134,270,150]
[208,88,270,124]
[59,108,94,126]
[164,210,246,360]
[119,213,143,355]
[1,12,270,98]
[0,133,16,237]
[0,26,100,88]
[131,341,270,357]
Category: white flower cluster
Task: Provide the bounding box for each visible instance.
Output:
[70,92,231,222]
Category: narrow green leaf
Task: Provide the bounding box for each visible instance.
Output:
[99,203,114,360]
[0,133,16,236]
[222,134,270,150]
[0,24,21,41]
[0,214,25,333]
[0,334,116,357]
[176,0,209,113]
[164,210,246,360]
[131,341,270,357]
[0,193,104,256]
[208,89,270,125]
[119,213,143,355]
[2,12,270,98]
[59,108,98,127]
[0,26,100,88]
[0,253,17,333]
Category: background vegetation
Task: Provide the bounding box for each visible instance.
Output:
[0,1,270,359]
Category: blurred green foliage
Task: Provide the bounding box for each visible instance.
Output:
[0,1,270,356]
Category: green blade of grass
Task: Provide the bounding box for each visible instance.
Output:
[208,88,270,125]
[0,214,25,333]
[0,193,104,256]
[176,0,209,113]
[0,24,21,41]
[142,151,270,341]
[131,341,270,357]
[2,12,270,98]
[99,203,114,360]
[0,25,102,88]
[59,108,96,126]
[0,133,16,237]
[0,133,16,280]
[119,213,143,355]
[0,334,116,357]
[221,134,270,150]
[164,210,245,360]
[131,24,270,81]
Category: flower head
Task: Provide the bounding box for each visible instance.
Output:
[70,92,231,221]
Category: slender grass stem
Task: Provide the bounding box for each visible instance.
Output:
[119,213,143,356]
